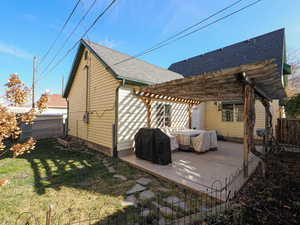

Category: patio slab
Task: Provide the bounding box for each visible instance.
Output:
[120,141,260,199]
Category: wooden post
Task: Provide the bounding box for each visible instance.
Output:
[46,205,53,225]
[188,104,193,129]
[243,84,255,178]
[260,98,273,152]
[140,97,152,128]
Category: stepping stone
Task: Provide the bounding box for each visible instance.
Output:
[157,187,171,192]
[13,173,29,179]
[121,195,137,207]
[108,166,115,173]
[163,196,188,211]
[126,184,147,195]
[152,202,174,215]
[113,174,127,181]
[136,177,152,186]
[139,190,155,200]
[159,217,166,225]
[141,208,150,217]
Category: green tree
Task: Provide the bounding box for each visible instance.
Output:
[283,93,300,117]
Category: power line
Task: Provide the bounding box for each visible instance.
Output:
[35,0,117,83]
[113,0,262,66]
[38,0,98,77]
[40,0,82,64]
[113,0,244,66]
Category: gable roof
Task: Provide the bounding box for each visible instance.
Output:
[168,29,286,77]
[47,94,67,108]
[64,39,183,97]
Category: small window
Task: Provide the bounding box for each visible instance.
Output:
[84,51,88,60]
[222,104,234,122]
[155,103,172,127]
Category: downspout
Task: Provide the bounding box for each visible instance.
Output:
[113,78,125,158]
[66,98,69,137]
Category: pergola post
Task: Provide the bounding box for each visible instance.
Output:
[140,97,152,128]
[243,84,256,178]
[260,98,273,151]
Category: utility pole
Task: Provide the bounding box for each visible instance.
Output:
[61,75,64,96]
[32,56,36,108]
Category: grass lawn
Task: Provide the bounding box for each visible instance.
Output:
[0,139,220,224]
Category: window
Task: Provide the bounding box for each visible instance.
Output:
[221,103,244,122]
[155,103,172,127]
[222,104,234,122]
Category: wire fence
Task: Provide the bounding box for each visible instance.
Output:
[3,179,234,225]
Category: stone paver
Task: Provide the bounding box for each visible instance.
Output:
[159,217,166,225]
[157,187,171,192]
[141,208,150,217]
[164,196,188,211]
[136,177,152,186]
[121,195,137,207]
[108,166,116,173]
[126,184,147,195]
[139,190,155,200]
[152,202,174,215]
[113,174,127,181]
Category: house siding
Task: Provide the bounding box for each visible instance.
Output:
[68,47,120,154]
[204,100,280,138]
[117,87,189,152]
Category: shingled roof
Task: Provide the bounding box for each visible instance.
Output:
[64,39,183,98]
[168,29,286,77]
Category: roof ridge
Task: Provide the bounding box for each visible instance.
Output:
[81,39,183,78]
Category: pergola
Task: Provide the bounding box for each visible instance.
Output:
[134,59,286,177]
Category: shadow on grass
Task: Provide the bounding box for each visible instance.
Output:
[16,139,127,196]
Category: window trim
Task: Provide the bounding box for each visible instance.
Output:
[221,103,244,123]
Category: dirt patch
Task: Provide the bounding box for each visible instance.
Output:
[205,151,300,225]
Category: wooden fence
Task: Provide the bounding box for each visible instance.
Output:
[20,114,65,140]
[276,118,300,146]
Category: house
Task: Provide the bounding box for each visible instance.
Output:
[63,39,186,156]
[169,28,290,141]
[8,94,67,117]
[64,29,288,157]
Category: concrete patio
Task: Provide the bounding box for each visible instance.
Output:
[120,141,260,199]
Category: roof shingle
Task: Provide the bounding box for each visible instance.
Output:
[168,29,285,77]
[83,39,183,84]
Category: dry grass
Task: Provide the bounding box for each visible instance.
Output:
[0,139,219,224]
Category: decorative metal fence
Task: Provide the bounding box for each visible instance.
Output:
[3,181,234,225]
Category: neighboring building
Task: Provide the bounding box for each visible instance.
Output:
[8,94,67,118]
[169,28,290,140]
[64,29,288,156]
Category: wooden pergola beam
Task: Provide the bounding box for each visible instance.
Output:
[236,72,272,101]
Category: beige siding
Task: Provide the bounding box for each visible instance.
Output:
[68,48,119,152]
[205,100,280,138]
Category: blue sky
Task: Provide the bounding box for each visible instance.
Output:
[0,0,299,97]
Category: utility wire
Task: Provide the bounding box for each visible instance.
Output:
[38,0,98,77]
[113,0,262,66]
[40,0,82,64]
[36,0,117,83]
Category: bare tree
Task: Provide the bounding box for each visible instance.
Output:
[286,48,300,96]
